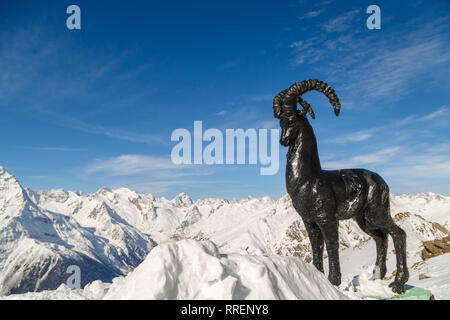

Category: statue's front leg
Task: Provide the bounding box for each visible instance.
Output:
[304,221,324,273]
[319,219,341,286]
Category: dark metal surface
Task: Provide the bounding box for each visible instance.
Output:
[273,79,409,293]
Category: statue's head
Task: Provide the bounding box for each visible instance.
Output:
[279,112,307,146]
[273,79,341,147]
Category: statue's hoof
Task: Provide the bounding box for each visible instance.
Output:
[389,281,405,294]
[328,275,341,286]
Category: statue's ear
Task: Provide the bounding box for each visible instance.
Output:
[298,97,315,119]
[298,109,307,117]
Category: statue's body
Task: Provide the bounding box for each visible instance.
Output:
[274,79,409,293]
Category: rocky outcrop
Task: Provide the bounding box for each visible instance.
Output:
[422,236,450,260]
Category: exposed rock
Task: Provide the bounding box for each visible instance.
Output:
[421,236,450,260]
[419,274,431,280]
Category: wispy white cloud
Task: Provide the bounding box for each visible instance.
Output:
[83,154,217,195]
[324,130,450,195]
[423,106,448,121]
[56,116,167,145]
[394,115,416,127]
[291,17,450,102]
[323,146,403,169]
[322,140,450,194]
[379,145,450,195]
[426,143,450,154]
[344,36,450,99]
[323,9,360,32]
[299,9,325,20]
[346,132,373,142]
[383,161,450,180]
[330,130,374,144]
[0,25,161,146]
[84,155,180,176]
[328,106,448,145]
[23,146,84,152]
[0,26,149,108]
[290,37,325,65]
[84,154,214,178]
[393,106,449,127]
[298,0,333,20]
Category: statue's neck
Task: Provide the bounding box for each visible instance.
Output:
[287,121,322,182]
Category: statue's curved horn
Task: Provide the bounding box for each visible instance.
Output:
[273,88,289,119]
[279,79,341,118]
[273,89,316,119]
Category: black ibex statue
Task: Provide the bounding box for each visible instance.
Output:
[274,79,408,293]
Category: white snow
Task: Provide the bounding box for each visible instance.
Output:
[408,254,450,300]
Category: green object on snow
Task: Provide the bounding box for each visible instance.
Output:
[385,285,433,300]
[368,285,433,300]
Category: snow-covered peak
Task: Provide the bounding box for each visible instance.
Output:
[391,193,450,227]
[0,166,17,183]
[0,167,29,219]
[112,187,139,198]
[172,192,193,207]
[96,186,112,195]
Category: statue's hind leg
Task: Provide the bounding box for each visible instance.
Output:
[385,222,408,293]
[367,207,409,294]
[355,215,388,279]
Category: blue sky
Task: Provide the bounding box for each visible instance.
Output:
[1,0,449,199]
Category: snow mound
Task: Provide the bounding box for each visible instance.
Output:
[102,239,348,300]
[2,240,349,300]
